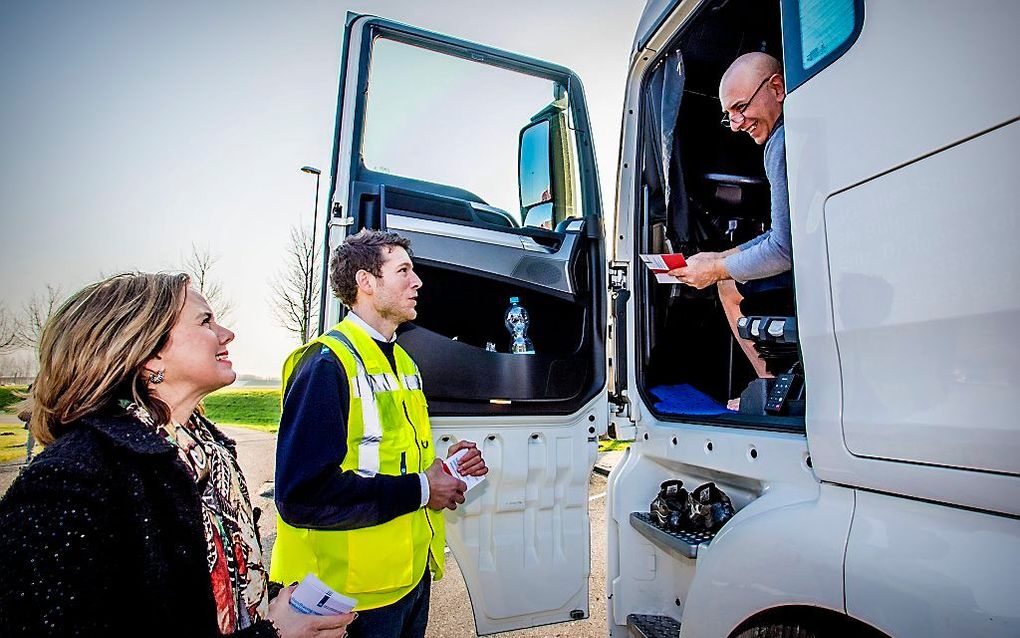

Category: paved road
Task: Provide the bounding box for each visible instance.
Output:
[0,421,612,638]
[227,428,614,638]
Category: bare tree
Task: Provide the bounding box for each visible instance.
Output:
[182,244,233,322]
[0,304,17,354]
[15,284,63,350]
[0,350,37,382]
[270,225,320,344]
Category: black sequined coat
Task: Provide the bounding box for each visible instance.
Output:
[0,413,279,637]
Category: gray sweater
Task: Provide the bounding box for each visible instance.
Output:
[724,119,792,281]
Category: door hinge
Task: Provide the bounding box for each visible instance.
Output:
[609,263,628,291]
[608,391,631,419]
[608,262,631,421]
[332,202,353,226]
[607,418,636,441]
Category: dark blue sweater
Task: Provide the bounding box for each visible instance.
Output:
[274,340,423,530]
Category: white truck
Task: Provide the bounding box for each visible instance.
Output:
[318,1,1020,636]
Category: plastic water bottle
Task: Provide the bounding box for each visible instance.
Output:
[504,296,535,354]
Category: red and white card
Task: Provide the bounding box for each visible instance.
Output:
[442,445,486,492]
[639,253,687,284]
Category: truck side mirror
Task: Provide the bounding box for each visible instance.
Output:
[519,119,553,229]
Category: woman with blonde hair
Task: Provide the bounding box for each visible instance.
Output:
[0,273,353,637]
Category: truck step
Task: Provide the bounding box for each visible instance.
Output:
[630,511,715,558]
[627,613,681,638]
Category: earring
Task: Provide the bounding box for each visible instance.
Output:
[149,369,165,384]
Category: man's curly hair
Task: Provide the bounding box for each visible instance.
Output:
[330,229,413,308]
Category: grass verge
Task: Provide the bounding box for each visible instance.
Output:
[5,386,636,451]
[0,386,28,414]
[0,425,30,463]
[203,388,281,433]
[598,438,631,453]
[2,385,282,435]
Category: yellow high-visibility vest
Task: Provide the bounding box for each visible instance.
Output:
[269,318,444,610]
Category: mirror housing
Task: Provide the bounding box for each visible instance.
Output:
[518,94,575,230]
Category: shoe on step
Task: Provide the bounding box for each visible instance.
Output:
[650,479,689,532]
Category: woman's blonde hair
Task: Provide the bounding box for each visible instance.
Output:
[24,272,190,444]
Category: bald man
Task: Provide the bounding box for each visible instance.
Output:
[668,52,791,381]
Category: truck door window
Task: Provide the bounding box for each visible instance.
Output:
[361,37,570,228]
[781,0,864,91]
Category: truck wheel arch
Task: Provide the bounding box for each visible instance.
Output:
[729,606,890,638]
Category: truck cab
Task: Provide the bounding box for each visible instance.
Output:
[319,1,1020,636]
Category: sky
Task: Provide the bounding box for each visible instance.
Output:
[361,37,558,219]
[0,0,645,379]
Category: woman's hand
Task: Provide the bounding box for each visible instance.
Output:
[268,585,355,638]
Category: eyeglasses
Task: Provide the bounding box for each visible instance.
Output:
[720,75,773,128]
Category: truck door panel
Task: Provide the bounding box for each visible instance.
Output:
[325,14,607,634]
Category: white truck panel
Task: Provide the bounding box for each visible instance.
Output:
[846,490,1020,637]
[784,0,1019,196]
[679,483,854,637]
[827,122,1020,475]
[785,0,1020,516]
[606,422,817,635]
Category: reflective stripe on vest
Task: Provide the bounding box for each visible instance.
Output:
[327,331,387,477]
[269,318,445,610]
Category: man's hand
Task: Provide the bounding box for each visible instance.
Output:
[668,251,729,289]
[425,459,467,511]
[446,440,488,478]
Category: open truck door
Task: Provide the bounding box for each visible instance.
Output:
[320,14,608,635]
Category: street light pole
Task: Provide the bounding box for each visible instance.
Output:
[300,165,322,245]
[300,165,322,340]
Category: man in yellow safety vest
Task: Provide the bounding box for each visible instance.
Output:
[270,229,487,638]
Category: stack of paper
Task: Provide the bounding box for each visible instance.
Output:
[289,573,358,615]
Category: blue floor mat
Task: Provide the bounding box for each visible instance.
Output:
[650,384,728,416]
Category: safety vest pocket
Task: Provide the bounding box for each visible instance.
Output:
[344,512,415,593]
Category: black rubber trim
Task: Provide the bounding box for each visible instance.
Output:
[612,287,631,398]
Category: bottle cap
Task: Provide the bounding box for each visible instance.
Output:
[510,296,519,304]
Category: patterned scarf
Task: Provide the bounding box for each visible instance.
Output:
[122,401,270,633]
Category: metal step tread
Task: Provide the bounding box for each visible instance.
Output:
[630,511,715,558]
[627,613,682,638]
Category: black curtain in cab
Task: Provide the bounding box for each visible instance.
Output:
[641,49,691,253]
